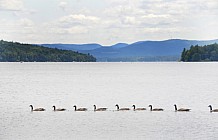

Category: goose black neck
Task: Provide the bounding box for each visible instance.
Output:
[132,105,136,110]
[73,106,77,111]
[208,105,212,111]
[174,105,177,111]
[93,105,96,111]
[30,105,33,111]
[149,105,152,111]
[115,105,119,110]
[53,106,56,111]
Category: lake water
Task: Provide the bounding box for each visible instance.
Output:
[1,62,218,140]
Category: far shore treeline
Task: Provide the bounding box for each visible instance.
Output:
[1,40,218,62]
[0,40,96,62]
[181,43,218,62]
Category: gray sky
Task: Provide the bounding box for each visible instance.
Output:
[0,0,218,45]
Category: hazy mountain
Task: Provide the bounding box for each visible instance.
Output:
[110,43,129,49]
[42,43,102,51]
[41,39,218,62]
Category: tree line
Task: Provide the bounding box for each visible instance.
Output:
[181,43,218,62]
[0,40,96,62]
[98,56,179,62]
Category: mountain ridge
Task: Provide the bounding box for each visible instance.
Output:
[41,39,218,62]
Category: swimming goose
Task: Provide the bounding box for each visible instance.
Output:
[29,105,45,111]
[52,106,66,111]
[115,104,130,111]
[148,105,164,111]
[73,105,87,111]
[174,104,191,112]
[93,105,107,111]
[208,105,218,112]
[132,105,146,111]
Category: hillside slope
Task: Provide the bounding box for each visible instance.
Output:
[0,40,96,62]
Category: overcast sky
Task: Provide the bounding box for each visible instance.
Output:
[0,0,218,45]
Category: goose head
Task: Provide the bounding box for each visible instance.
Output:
[115,104,119,110]
[132,105,136,110]
[174,104,177,111]
[73,105,77,110]
[208,105,212,111]
[29,105,33,111]
[148,105,152,111]
[93,105,97,110]
[52,106,56,111]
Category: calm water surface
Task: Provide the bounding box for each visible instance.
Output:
[0,62,218,140]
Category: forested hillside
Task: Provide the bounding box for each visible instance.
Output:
[0,40,96,62]
[181,43,218,62]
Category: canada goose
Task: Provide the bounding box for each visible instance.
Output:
[115,104,130,111]
[29,105,45,111]
[148,105,164,111]
[52,106,66,111]
[208,105,218,112]
[174,104,190,112]
[132,105,146,111]
[93,105,107,111]
[73,105,87,111]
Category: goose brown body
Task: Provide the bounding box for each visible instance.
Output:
[177,108,191,111]
[93,105,107,111]
[148,105,164,111]
[73,105,87,111]
[208,105,218,112]
[115,104,130,111]
[132,105,146,111]
[174,104,191,112]
[53,106,66,111]
[29,105,45,111]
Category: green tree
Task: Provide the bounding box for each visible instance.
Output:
[181,43,218,62]
[0,40,96,62]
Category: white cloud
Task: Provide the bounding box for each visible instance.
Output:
[67,26,88,34]
[121,16,138,25]
[18,18,34,27]
[0,0,24,11]
[142,14,169,19]
[59,14,100,25]
[0,18,35,31]
[1,0,218,45]
[59,1,67,11]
